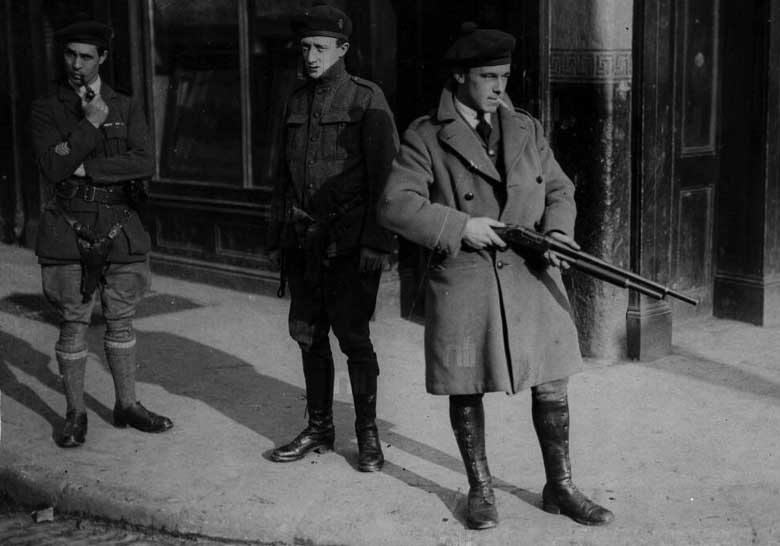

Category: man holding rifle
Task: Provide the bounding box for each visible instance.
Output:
[378,23,613,529]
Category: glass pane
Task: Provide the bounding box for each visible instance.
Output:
[152,0,243,184]
[249,1,302,189]
[682,0,719,152]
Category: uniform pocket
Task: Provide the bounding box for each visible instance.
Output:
[35,208,80,260]
[102,122,128,140]
[122,214,151,255]
[285,113,307,160]
[319,109,361,159]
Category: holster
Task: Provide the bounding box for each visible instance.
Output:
[56,205,125,303]
[70,221,117,303]
[75,237,114,303]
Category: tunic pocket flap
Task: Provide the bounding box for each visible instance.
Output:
[102,122,127,139]
[285,113,307,126]
[320,109,360,124]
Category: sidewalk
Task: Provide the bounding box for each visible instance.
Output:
[1,241,780,546]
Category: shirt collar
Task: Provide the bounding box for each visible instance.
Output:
[71,75,102,99]
[453,95,491,130]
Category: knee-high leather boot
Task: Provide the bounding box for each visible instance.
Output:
[532,396,614,526]
[450,395,498,530]
[271,349,335,462]
[348,364,383,472]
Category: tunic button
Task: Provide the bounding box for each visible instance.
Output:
[536,175,544,184]
[496,260,504,269]
[464,192,474,201]
[313,112,321,118]
[308,159,315,165]
[310,135,317,141]
[488,149,496,156]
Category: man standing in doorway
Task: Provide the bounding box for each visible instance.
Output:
[378,23,614,528]
[266,3,398,471]
[29,18,172,448]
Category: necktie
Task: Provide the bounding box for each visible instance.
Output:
[476,112,491,144]
[80,86,95,102]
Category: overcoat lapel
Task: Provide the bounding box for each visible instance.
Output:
[435,87,502,184]
[497,95,531,181]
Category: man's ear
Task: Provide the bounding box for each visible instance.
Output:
[98,51,109,65]
[453,70,465,84]
[338,41,350,58]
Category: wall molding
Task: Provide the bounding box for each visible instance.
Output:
[550,49,632,83]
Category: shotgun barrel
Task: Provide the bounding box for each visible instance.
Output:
[493,225,699,306]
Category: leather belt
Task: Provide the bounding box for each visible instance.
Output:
[58,180,129,205]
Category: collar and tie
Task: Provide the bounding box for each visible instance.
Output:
[476,112,492,144]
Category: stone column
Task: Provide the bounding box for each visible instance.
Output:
[547,1,634,359]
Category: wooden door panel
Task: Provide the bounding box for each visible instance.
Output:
[680,0,719,155]
[672,0,721,310]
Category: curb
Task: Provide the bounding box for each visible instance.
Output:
[0,452,277,544]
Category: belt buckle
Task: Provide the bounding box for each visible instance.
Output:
[82,185,97,202]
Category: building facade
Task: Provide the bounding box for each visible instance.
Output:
[3,0,779,360]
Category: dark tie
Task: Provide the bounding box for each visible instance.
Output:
[476,112,491,144]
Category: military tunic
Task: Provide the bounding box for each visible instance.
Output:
[29,82,154,264]
[267,59,398,256]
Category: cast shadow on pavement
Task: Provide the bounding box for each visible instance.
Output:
[0,331,114,441]
[645,347,780,402]
[0,292,540,526]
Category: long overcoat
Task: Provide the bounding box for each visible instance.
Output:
[378,85,583,395]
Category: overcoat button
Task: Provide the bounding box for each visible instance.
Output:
[496,261,504,269]
[536,175,543,184]
[464,192,474,201]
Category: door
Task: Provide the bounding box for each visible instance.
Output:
[670,0,722,317]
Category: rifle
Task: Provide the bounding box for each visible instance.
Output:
[493,224,698,306]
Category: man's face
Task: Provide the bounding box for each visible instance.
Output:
[64,42,107,87]
[454,64,511,114]
[300,36,348,80]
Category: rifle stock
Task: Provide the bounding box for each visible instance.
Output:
[493,225,698,306]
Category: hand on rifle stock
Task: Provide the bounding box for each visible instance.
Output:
[463,217,507,250]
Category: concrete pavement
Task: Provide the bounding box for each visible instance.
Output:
[1,242,780,546]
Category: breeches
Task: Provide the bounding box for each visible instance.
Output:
[42,261,149,355]
[286,250,381,371]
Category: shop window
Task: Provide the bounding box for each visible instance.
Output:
[249,6,300,190]
[151,0,243,184]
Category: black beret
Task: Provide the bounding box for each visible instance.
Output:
[54,19,114,49]
[444,22,515,68]
[291,2,352,41]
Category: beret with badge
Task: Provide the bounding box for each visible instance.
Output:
[291,1,352,41]
[444,22,516,68]
[54,17,114,49]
